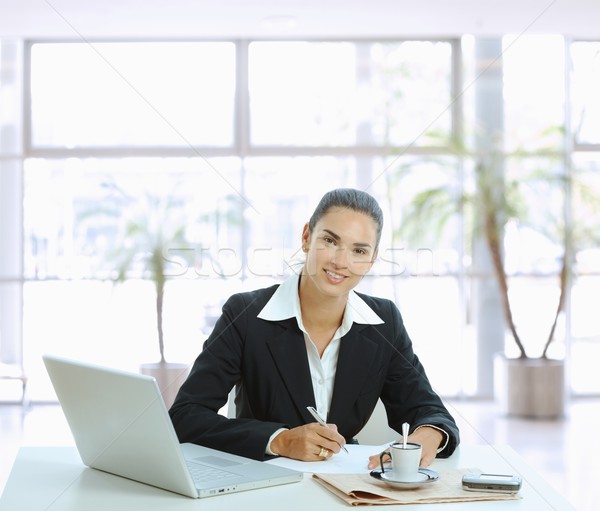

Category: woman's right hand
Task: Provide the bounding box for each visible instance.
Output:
[270,423,346,461]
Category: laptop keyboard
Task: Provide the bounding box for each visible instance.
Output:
[186,461,239,485]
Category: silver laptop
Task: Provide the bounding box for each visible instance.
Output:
[43,355,303,498]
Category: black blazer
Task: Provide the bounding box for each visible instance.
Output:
[169,284,459,461]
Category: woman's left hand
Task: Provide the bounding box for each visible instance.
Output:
[367,426,444,469]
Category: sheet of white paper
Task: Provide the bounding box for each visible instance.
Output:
[265,443,390,474]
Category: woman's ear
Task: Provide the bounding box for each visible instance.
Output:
[301,223,311,252]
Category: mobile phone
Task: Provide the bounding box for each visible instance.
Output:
[462,473,522,493]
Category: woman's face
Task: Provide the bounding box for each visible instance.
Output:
[302,207,378,299]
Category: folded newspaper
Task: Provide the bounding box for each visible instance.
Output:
[313,468,521,506]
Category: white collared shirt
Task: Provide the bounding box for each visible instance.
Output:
[258,272,384,421]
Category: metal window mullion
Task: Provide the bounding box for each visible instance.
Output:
[451,37,469,398]
[22,42,32,157]
[235,39,250,158]
[563,36,575,398]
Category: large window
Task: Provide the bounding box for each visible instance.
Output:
[248,41,453,147]
[570,153,600,393]
[30,42,236,148]
[569,41,600,394]
[1,36,599,401]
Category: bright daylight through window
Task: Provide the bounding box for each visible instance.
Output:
[0,37,598,401]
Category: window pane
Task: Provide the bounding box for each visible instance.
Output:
[249,41,452,147]
[383,155,463,276]
[23,157,242,279]
[370,41,453,147]
[571,41,600,145]
[394,277,465,396]
[572,153,600,274]
[249,42,356,146]
[503,35,565,151]
[504,156,565,275]
[570,153,600,391]
[570,276,600,394]
[30,42,235,147]
[23,276,247,400]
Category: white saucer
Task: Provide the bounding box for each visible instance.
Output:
[370,468,439,489]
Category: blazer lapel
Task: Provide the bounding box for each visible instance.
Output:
[328,324,379,424]
[266,320,316,422]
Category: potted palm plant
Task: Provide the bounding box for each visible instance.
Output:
[390,136,577,418]
[85,180,196,409]
[474,155,569,418]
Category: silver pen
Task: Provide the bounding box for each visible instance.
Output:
[306,406,349,454]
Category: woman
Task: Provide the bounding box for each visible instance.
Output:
[170,188,459,468]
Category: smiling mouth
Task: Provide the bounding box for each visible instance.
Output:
[324,269,346,282]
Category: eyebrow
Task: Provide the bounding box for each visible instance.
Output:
[322,229,373,249]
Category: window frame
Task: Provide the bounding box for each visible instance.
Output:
[2,36,597,399]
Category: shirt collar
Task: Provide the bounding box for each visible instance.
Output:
[257,273,384,327]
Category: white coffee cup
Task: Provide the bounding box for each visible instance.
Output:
[379,442,422,482]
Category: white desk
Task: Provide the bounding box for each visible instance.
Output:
[0,445,575,511]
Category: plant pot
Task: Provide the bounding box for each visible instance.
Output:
[494,354,565,419]
[140,362,190,410]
